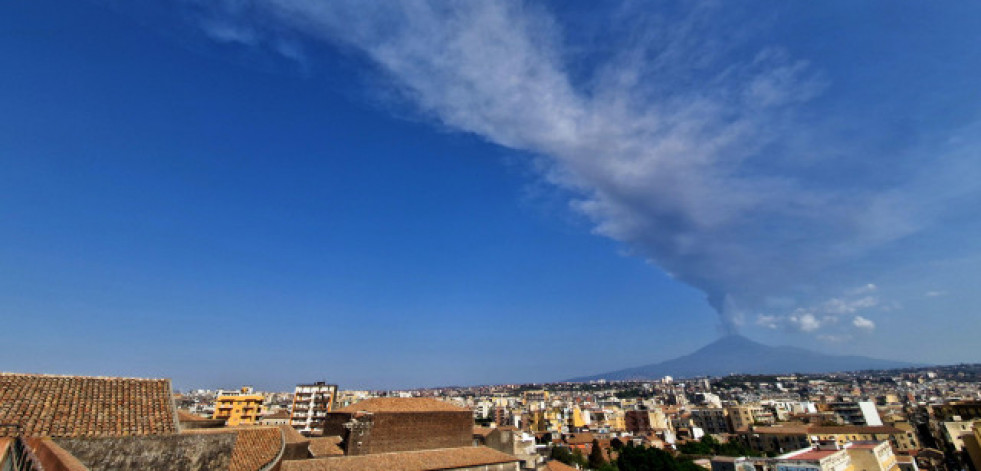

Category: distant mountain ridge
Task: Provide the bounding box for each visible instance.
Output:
[568,335,919,382]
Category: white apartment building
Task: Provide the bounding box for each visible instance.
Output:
[290,381,338,435]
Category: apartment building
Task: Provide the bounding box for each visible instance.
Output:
[691,407,730,434]
[728,404,775,431]
[829,402,883,427]
[290,381,338,435]
[213,386,264,426]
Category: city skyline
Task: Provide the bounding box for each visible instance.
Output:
[1,1,980,390]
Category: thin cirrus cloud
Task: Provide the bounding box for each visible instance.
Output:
[184,0,980,336]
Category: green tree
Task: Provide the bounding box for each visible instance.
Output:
[678,435,759,457]
[589,439,608,469]
[611,437,625,450]
[550,446,576,466]
[616,445,721,471]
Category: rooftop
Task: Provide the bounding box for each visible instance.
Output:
[746,426,811,435]
[334,397,469,413]
[43,426,286,471]
[545,460,580,471]
[0,372,177,438]
[780,448,842,462]
[308,436,344,458]
[182,426,285,471]
[809,426,904,435]
[280,446,520,471]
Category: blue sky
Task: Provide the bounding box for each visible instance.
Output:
[1,1,979,390]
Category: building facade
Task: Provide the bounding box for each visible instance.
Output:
[323,397,473,456]
[691,407,730,435]
[213,386,264,426]
[290,382,338,435]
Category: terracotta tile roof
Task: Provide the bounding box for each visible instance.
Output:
[809,426,904,435]
[183,426,284,471]
[0,372,178,438]
[308,436,345,457]
[280,446,521,471]
[545,460,579,471]
[178,410,211,422]
[747,426,811,435]
[334,397,469,413]
[278,424,309,445]
[473,426,495,438]
[263,411,291,420]
[565,432,596,445]
[228,427,284,471]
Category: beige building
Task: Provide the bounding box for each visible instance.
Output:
[809,426,918,453]
[691,407,730,434]
[737,426,811,454]
[728,404,774,431]
[962,421,981,471]
[774,441,898,471]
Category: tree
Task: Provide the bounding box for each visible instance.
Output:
[611,437,625,450]
[616,446,679,471]
[678,434,759,457]
[550,446,576,466]
[589,439,608,469]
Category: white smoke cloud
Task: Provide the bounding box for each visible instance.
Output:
[852,316,876,331]
[789,312,822,332]
[184,0,980,333]
[756,284,882,336]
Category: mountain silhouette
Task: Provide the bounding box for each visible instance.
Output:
[568,335,918,382]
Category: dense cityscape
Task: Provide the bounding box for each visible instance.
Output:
[3,364,981,470]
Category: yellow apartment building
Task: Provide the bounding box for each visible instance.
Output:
[213,386,264,426]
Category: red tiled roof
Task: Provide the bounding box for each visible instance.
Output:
[546,460,580,471]
[280,446,521,471]
[747,426,811,435]
[177,410,211,422]
[334,397,469,413]
[809,426,904,435]
[263,411,291,420]
[565,432,596,445]
[308,436,344,457]
[278,424,308,445]
[183,426,284,471]
[473,426,495,438]
[0,372,178,438]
